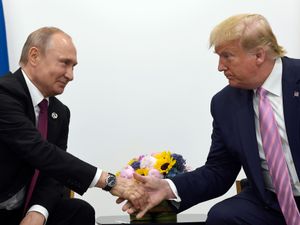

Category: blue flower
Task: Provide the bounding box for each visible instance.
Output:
[131,161,141,170]
[165,168,178,178]
[171,153,186,172]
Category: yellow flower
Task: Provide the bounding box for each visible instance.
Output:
[135,168,149,176]
[153,151,176,175]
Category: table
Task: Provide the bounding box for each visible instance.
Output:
[96,214,207,225]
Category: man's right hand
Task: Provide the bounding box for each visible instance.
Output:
[96,172,149,211]
[110,175,148,211]
[117,173,175,218]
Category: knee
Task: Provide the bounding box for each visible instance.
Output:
[72,199,95,223]
[76,199,95,217]
[48,198,96,225]
[206,202,235,225]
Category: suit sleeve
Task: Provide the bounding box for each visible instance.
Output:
[0,86,97,195]
[171,95,241,212]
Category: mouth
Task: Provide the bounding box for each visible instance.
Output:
[57,81,67,88]
[224,74,232,79]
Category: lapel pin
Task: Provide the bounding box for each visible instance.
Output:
[51,112,58,119]
[294,91,299,97]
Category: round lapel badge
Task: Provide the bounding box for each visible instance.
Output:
[51,112,58,119]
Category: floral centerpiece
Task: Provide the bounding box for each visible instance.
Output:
[117,150,189,179]
[117,151,190,222]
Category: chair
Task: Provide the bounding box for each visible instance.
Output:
[235,178,249,193]
[62,187,75,198]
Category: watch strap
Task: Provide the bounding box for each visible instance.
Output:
[103,173,116,191]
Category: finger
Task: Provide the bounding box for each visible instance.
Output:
[127,207,137,214]
[133,173,147,183]
[135,205,151,219]
[125,190,142,208]
[129,192,147,210]
[133,185,149,204]
[129,196,142,210]
[130,191,149,210]
[116,197,125,204]
[136,193,149,210]
[122,201,132,212]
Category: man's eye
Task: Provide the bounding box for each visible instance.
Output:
[61,61,69,66]
[222,53,233,60]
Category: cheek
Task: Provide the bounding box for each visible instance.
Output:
[243,63,256,75]
[49,68,64,81]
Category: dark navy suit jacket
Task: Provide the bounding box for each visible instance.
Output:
[171,57,300,212]
[0,69,97,212]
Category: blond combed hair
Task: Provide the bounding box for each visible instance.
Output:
[209,14,286,58]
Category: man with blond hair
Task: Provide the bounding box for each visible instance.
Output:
[122,14,300,225]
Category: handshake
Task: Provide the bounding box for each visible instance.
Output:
[97,151,187,218]
[100,172,176,219]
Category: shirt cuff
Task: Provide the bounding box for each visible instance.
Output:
[90,168,102,188]
[28,205,49,224]
[165,179,181,202]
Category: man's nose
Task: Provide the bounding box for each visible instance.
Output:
[218,59,227,72]
[65,67,74,81]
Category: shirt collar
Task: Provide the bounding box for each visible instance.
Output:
[256,58,282,97]
[21,69,49,107]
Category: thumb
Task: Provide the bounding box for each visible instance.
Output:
[133,173,147,183]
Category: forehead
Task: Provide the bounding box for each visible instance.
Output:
[214,40,243,55]
[47,33,77,63]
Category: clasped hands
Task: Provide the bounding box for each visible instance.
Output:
[111,173,175,218]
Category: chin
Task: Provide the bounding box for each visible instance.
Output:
[228,83,244,89]
[228,81,238,87]
[54,89,65,96]
[229,83,251,90]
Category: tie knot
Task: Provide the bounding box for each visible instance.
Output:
[257,87,267,98]
[38,99,48,113]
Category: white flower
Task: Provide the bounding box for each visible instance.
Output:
[140,155,157,169]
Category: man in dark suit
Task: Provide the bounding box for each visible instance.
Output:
[0,27,147,225]
[121,14,300,225]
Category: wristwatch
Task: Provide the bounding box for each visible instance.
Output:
[103,173,116,191]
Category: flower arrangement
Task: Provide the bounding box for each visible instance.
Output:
[117,151,189,179]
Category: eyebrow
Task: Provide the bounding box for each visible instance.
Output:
[60,57,78,66]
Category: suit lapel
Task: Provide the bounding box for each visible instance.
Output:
[282,57,300,177]
[47,98,60,142]
[236,90,266,197]
[14,69,62,141]
[14,69,36,124]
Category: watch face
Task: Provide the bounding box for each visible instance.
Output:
[107,175,116,187]
[103,173,116,191]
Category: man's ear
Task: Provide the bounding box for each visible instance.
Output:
[27,47,40,66]
[254,47,266,66]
